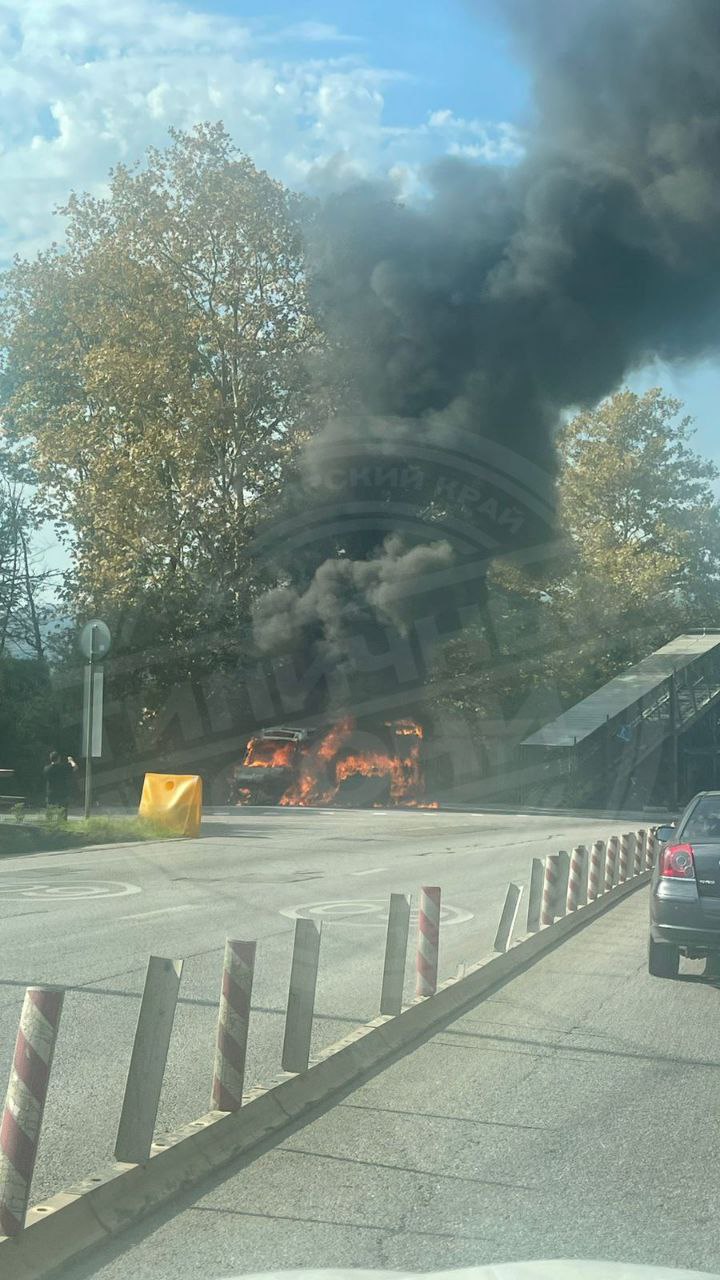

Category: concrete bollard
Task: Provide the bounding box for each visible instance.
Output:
[541,854,560,927]
[645,828,656,869]
[494,883,524,953]
[282,919,321,1073]
[380,894,411,1016]
[567,845,588,911]
[554,851,571,919]
[0,986,64,1235]
[527,857,545,933]
[605,836,619,891]
[634,830,646,876]
[588,840,605,901]
[416,886,441,997]
[212,940,256,1112]
[618,832,635,883]
[115,956,183,1164]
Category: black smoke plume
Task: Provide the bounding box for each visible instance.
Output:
[254,0,720,714]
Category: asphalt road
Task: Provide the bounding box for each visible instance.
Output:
[0,808,630,1209]
[56,887,720,1280]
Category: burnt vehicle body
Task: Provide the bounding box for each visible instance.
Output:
[230,718,429,807]
[229,726,319,804]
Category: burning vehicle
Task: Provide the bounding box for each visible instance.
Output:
[230,718,436,809]
[229,725,323,806]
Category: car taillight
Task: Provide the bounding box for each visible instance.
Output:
[659,843,696,879]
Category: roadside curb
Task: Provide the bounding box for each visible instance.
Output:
[0,834,189,861]
[0,870,650,1280]
[201,803,673,822]
[431,802,675,820]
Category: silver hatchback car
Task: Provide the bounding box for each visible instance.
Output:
[650,791,720,978]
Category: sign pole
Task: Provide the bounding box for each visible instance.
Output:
[79,618,111,821]
[83,625,97,820]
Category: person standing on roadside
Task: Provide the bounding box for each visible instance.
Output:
[44,750,79,819]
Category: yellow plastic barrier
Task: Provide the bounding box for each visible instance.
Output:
[138,773,202,837]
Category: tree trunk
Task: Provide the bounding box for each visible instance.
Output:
[20,530,44,661]
[0,521,19,655]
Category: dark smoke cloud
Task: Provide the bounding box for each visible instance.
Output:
[254,535,455,660]
[254,0,720,709]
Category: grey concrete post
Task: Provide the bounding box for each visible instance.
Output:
[115,956,183,1164]
[527,857,544,932]
[282,919,321,1073]
[380,894,411,1015]
[494,883,524,953]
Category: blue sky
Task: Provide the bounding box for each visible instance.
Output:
[201,1,532,127]
[2,0,719,578]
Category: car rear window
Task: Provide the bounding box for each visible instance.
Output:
[682,799,720,841]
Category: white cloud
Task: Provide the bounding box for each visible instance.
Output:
[429,107,524,162]
[0,0,521,263]
[271,21,361,44]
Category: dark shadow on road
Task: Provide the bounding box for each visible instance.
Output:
[339,1100,550,1131]
[0,815,321,862]
[202,807,336,826]
[186,1204,496,1246]
[436,1022,720,1071]
[278,1144,535,1191]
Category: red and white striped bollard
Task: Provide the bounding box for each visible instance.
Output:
[0,986,64,1236]
[567,845,587,911]
[588,840,605,901]
[212,940,256,1112]
[634,830,646,876]
[416,886,441,997]
[541,854,559,927]
[618,832,634,883]
[605,836,619,891]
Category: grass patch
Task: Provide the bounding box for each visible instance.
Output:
[0,813,179,857]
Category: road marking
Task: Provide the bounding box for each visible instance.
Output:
[281,899,473,928]
[351,867,387,876]
[121,905,201,921]
[0,877,141,901]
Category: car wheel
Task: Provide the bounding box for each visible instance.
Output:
[648,935,680,979]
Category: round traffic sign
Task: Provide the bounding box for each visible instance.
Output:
[79,619,112,660]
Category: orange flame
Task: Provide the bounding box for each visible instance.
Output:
[279,717,355,806]
[278,716,438,808]
[243,739,295,769]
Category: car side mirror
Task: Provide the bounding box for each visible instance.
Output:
[655,824,676,844]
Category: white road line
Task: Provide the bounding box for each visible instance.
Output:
[351,867,387,876]
[121,905,201,921]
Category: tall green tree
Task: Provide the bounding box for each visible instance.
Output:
[0,444,50,661]
[0,124,322,667]
[557,387,720,621]
[429,388,720,730]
